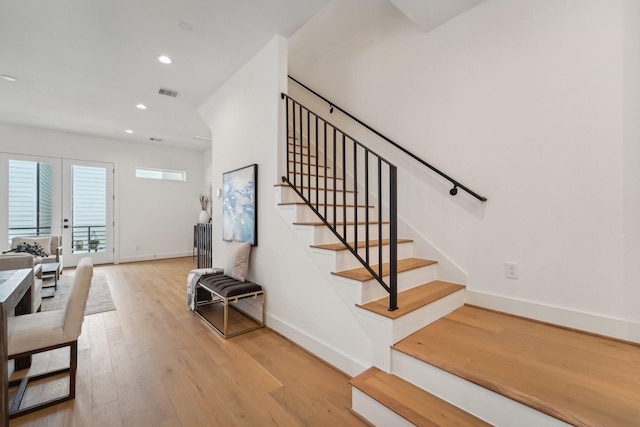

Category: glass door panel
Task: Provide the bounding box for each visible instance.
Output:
[62,160,114,265]
[0,154,62,249]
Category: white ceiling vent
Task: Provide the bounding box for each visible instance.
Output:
[158,87,179,98]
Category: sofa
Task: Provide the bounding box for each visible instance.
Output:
[0,253,43,313]
[5,235,63,276]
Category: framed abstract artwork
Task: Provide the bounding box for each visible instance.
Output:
[222,163,258,246]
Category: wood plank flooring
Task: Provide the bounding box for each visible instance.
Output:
[8,257,367,427]
[393,305,640,427]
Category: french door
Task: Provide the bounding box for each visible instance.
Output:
[1,154,114,266]
[62,159,114,266]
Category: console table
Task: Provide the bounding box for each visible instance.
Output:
[0,268,32,427]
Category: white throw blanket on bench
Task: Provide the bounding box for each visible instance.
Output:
[186,268,223,310]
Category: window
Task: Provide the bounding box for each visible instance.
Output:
[135,167,186,181]
[71,165,107,252]
[8,160,53,240]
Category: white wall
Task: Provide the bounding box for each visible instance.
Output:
[203,147,213,219]
[0,122,205,263]
[623,0,640,325]
[289,0,640,329]
[198,36,373,374]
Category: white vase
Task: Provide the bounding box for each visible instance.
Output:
[198,210,209,223]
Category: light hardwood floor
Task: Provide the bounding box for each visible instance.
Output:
[8,257,368,427]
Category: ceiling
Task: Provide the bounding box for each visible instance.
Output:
[0,0,329,151]
[388,0,486,32]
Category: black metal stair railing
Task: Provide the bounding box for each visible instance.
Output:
[281,93,398,311]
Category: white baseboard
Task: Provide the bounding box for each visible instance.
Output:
[118,251,193,264]
[466,290,640,344]
[266,313,368,377]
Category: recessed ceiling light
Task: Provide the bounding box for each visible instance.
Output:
[125,130,133,134]
[157,55,172,64]
[0,75,17,82]
[136,104,147,110]
[194,135,212,141]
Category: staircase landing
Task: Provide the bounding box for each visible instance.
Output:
[393,305,640,427]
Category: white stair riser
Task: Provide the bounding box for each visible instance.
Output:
[351,389,414,427]
[390,290,464,343]
[333,241,413,271]
[287,148,313,159]
[286,167,333,179]
[289,163,330,175]
[312,223,390,245]
[292,204,377,223]
[359,264,439,303]
[277,187,356,205]
[355,289,464,372]
[288,156,325,167]
[286,131,309,143]
[286,174,347,190]
[391,351,571,427]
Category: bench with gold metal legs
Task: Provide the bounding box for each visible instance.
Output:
[194,274,265,339]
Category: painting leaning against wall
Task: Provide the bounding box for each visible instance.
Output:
[222,163,258,246]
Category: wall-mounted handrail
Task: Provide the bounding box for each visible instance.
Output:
[288,75,487,202]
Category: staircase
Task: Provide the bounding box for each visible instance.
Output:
[276,92,478,422]
[276,93,640,426]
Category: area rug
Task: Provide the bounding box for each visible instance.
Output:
[41,269,116,315]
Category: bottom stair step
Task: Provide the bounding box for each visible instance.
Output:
[350,366,490,426]
[393,305,640,427]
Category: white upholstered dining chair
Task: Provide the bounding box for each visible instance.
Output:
[6,257,93,419]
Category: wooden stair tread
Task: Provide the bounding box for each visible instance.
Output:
[288,163,331,170]
[357,281,464,319]
[287,150,315,156]
[332,258,436,282]
[288,171,341,179]
[393,305,640,427]
[293,220,390,226]
[278,201,374,208]
[274,183,355,193]
[311,238,413,251]
[350,367,490,426]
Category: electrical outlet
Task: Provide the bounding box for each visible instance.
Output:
[505,262,518,279]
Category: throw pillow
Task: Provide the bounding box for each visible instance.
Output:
[14,242,48,257]
[13,236,52,256]
[224,240,251,282]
